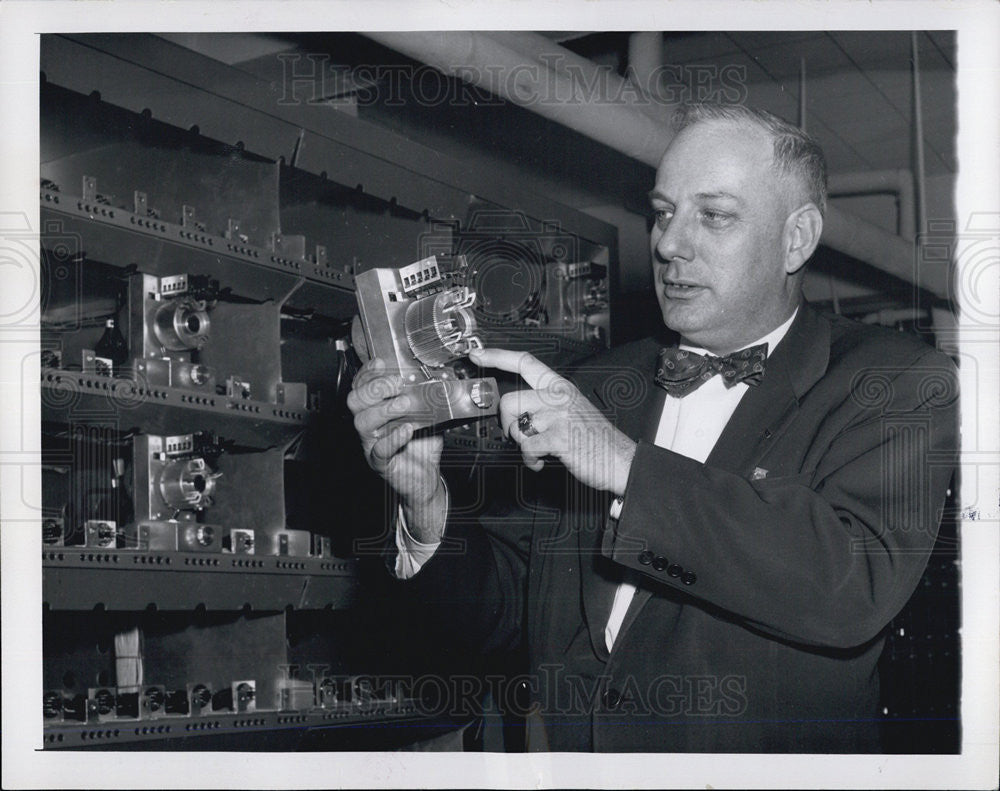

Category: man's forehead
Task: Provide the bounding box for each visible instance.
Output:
[654,121,776,192]
[675,116,771,147]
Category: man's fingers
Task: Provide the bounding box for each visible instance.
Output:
[470,348,567,392]
[523,455,545,472]
[350,356,385,390]
[353,393,413,438]
[369,422,413,465]
[347,370,405,415]
[519,433,548,472]
[499,390,545,438]
[505,415,553,472]
[405,434,444,463]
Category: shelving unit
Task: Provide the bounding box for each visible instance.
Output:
[39,33,618,751]
[43,549,359,611]
[42,702,429,750]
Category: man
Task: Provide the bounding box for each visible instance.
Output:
[347,103,958,752]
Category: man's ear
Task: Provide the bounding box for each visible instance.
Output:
[783,203,824,275]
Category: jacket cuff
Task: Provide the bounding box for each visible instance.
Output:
[602,440,702,589]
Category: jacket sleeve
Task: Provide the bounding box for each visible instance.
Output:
[603,347,959,649]
[384,468,540,655]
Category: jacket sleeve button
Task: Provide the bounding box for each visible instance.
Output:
[681,571,697,585]
[667,563,683,578]
[652,555,668,571]
[602,688,622,709]
[638,550,654,565]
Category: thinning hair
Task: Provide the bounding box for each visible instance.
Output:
[672,102,828,216]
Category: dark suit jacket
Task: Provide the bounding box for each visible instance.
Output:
[394,302,958,752]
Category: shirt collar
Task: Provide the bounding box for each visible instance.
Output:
[679,306,799,359]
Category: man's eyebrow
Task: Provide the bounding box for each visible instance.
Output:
[695,191,744,204]
[647,189,745,204]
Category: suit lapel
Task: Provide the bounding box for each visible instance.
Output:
[605,303,832,652]
[584,337,666,443]
[706,302,830,474]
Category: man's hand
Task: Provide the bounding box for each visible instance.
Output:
[346,357,447,543]
[469,348,637,496]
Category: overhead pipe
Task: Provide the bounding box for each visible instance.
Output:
[910,32,928,238]
[628,32,663,101]
[828,169,916,241]
[364,31,949,298]
[365,31,672,165]
[488,30,673,126]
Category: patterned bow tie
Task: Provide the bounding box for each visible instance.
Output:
[654,343,768,397]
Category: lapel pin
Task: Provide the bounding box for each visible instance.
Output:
[751,467,769,480]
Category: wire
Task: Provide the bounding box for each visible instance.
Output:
[41,313,118,331]
[334,349,346,400]
[114,627,143,690]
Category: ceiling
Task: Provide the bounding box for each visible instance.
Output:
[162,30,957,179]
[151,31,959,302]
[554,30,957,177]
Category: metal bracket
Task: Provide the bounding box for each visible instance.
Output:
[271,233,306,260]
[275,382,308,410]
[82,175,97,202]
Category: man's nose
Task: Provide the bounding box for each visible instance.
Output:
[652,213,693,263]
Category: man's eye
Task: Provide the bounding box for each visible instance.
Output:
[652,208,673,229]
[701,209,732,227]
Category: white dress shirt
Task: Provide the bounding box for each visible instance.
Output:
[396,309,799,654]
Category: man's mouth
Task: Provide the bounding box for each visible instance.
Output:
[663,282,704,299]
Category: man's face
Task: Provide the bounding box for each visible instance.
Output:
[649,120,799,354]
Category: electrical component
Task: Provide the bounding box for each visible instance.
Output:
[311,534,332,559]
[119,433,228,552]
[226,528,255,555]
[42,517,66,546]
[188,683,213,716]
[258,529,311,557]
[115,690,140,720]
[61,693,87,723]
[163,689,190,716]
[543,261,610,344]
[212,680,256,713]
[403,287,479,367]
[348,676,379,709]
[316,676,340,709]
[157,456,218,512]
[152,297,210,352]
[87,687,117,722]
[43,691,64,721]
[277,679,315,712]
[133,521,222,552]
[224,376,253,400]
[132,434,223,522]
[127,272,218,391]
[353,255,498,430]
[47,428,330,557]
[441,209,610,346]
[141,685,167,719]
[83,520,117,549]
